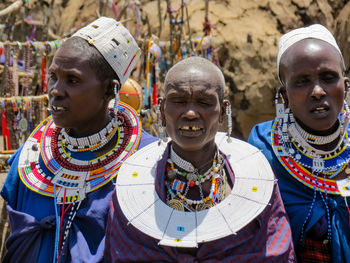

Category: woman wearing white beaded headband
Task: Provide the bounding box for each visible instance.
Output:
[249,24,350,263]
[105,56,295,262]
[1,17,156,263]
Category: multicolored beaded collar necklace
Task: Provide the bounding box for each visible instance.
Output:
[17,102,142,204]
[271,108,350,195]
[165,146,226,211]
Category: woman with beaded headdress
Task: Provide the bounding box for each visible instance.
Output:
[104,56,295,262]
[0,17,156,263]
[249,24,350,262]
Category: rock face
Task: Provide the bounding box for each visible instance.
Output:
[0,0,349,139]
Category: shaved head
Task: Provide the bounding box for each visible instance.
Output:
[164,56,225,102]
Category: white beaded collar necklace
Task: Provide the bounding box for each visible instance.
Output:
[170,145,218,174]
[170,146,195,172]
[116,132,275,247]
[294,119,341,145]
[61,114,117,152]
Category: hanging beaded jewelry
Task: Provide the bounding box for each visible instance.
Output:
[60,113,119,152]
[4,43,12,97]
[113,80,120,121]
[271,95,350,244]
[157,101,167,144]
[165,146,226,211]
[12,43,19,96]
[166,169,226,212]
[271,97,350,192]
[226,103,232,142]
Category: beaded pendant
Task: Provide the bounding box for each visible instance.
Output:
[18,102,142,203]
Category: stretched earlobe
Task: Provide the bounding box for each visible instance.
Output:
[275,86,288,118]
[112,79,121,118]
[344,77,350,92]
[157,97,167,144]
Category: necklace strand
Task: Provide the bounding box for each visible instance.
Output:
[294,119,341,145]
[61,113,118,152]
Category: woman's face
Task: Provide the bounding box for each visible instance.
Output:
[161,65,226,153]
[48,42,110,136]
[280,39,347,133]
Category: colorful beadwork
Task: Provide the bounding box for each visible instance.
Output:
[271,117,350,195]
[165,149,226,211]
[17,102,142,203]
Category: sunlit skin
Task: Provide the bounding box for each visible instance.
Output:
[48,42,114,138]
[280,39,348,135]
[161,62,232,204]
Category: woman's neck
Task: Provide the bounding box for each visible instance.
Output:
[171,142,217,174]
[294,118,343,151]
[68,110,112,138]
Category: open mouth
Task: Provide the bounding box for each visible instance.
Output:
[48,105,67,113]
[178,125,204,136]
[179,125,202,131]
[311,106,329,114]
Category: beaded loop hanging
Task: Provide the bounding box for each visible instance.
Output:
[12,43,19,96]
[22,42,32,96]
[226,103,232,142]
[3,42,13,97]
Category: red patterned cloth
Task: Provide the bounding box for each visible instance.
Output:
[300,235,332,263]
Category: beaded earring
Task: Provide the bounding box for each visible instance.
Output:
[339,98,350,135]
[157,101,167,145]
[113,81,120,118]
[226,103,232,142]
[275,88,286,119]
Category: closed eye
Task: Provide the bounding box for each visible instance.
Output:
[295,76,310,86]
[320,72,339,83]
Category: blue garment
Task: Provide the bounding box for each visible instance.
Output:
[1,129,157,263]
[249,120,350,263]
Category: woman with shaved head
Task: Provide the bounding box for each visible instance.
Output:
[104,56,295,262]
[249,25,350,262]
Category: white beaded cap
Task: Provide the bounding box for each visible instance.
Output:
[277,24,345,83]
[72,17,141,86]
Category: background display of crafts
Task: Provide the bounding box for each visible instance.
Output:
[119,78,143,112]
[117,132,274,247]
[1,95,48,151]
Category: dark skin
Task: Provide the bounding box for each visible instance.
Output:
[48,42,119,156]
[280,39,349,179]
[160,63,232,201]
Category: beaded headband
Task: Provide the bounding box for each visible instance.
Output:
[277,24,345,83]
[72,17,141,86]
